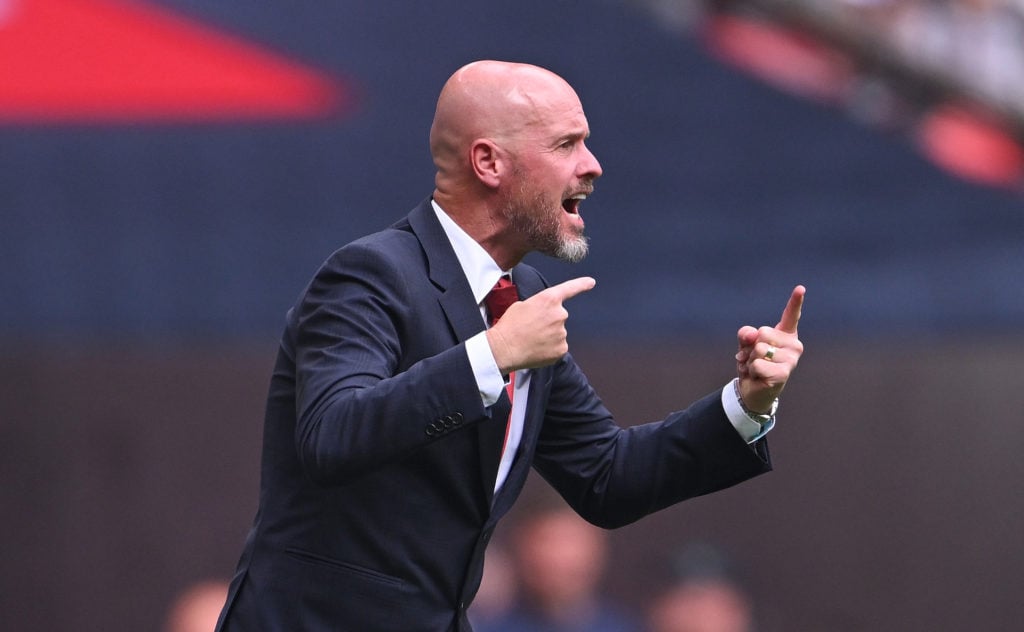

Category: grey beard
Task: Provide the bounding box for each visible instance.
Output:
[553,233,589,263]
[503,188,589,263]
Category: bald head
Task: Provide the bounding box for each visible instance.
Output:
[428,60,600,269]
[429,61,581,185]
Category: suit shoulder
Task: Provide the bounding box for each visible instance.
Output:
[320,222,422,273]
[286,221,423,312]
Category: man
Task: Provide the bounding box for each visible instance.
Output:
[215,60,804,632]
[474,496,641,632]
[646,544,754,632]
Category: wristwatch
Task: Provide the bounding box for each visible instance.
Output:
[734,380,778,425]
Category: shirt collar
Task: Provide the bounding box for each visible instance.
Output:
[431,199,506,305]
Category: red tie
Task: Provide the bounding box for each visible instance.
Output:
[485,276,518,325]
[484,276,518,453]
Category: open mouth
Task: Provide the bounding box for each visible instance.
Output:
[562,192,587,215]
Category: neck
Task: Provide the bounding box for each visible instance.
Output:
[433,190,525,270]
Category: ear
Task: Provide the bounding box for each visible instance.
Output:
[470,139,502,189]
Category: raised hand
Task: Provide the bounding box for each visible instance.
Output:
[486,277,596,374]
[735,285,805,413]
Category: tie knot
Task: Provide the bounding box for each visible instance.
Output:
[485,276,518,325]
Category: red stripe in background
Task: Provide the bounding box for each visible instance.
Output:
[917,104,1024,189]
[0,0,352,122]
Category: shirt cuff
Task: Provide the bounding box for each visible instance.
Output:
[721,379,775,444]
[465,331,507,406]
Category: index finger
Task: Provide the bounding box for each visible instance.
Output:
[543,276,597,304]
[776,285,805,334]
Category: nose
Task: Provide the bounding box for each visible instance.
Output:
[579,142,602,179]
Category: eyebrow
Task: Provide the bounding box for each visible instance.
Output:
[553,129,589,146]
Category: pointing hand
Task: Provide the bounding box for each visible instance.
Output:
[487,277,596,374]
[735,285,805,413]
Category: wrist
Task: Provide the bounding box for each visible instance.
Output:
[485,328,513,376]
[733,378,778,423]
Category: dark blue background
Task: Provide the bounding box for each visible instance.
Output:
[3,4,1023,631]
[3,0,1022,343]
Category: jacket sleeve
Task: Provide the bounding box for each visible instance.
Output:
[531,354,772,529]
[288,241,494,485]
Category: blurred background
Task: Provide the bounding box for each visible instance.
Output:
[2,0,1023,630]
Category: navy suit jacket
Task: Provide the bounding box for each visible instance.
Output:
[216,199,771,631]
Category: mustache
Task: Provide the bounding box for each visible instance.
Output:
[568,179,595,197]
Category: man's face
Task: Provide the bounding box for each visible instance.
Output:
[514,509,608,609]
[499,88,602,263]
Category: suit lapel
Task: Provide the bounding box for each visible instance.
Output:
[406,199,508,506]
[489,269,552,516]
[407,200,485,343]
[489,365,549,518]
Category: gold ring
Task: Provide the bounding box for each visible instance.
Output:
[764,345,777,361]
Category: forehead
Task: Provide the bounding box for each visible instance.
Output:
[512,84,590,142]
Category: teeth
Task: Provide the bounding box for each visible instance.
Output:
[571,193,587,200]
